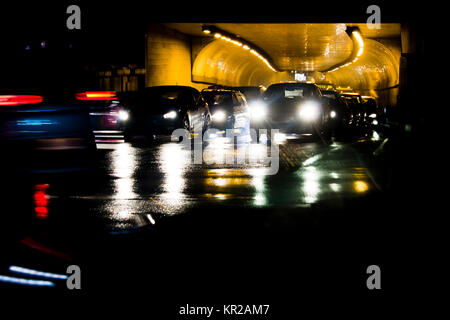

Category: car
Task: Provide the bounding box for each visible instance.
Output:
[320,89,350,133]
[361,96,379,126]
[200,89,250,135]
[340,92,365,129]
[232,86,266,103]
[253,82,330,139]
[122,86,211,142]
[0,37,121,171]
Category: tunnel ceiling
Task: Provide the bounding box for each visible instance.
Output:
[164,23,400,72]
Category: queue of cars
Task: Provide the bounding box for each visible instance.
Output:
[1,80,380,159]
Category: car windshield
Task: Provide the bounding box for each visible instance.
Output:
[202,91,234,108]
[264,84,318,101]
[235,87,260,100]
[133,87,193,111]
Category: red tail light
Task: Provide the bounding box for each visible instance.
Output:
[0,95,43,106]
[34,184,49,219]
[75,91,117,101]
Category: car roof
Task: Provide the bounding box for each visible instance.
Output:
[321,90,339,94]
[202,89,237,94]
[145,85,198,92]
[267,82,319,88]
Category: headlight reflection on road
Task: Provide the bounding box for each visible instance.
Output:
[108,143,138,221]
[300,166,322,204]
[251,173,267,206]
[158,143,190,209]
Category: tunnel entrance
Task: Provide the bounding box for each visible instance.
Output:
[145,23,401,108]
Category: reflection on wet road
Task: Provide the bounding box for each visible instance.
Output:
[39,134,384,231]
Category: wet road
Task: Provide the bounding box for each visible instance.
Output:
[16,132,385,232]
[3,128,421,299]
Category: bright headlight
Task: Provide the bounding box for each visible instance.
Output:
[163,111,177,119]
[118,110,129,121]
[368,113,377,118]
[249,101,267,121]
[213,110,226,122]
[299,102,320,121]
[330,110,337,118]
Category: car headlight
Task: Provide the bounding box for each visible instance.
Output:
[249,101,267,121]
[163,111,177,119]
[212,110,226,122]
[368,113,377,118]
[330,110,337,118]
[118,110,129,121]
[299,101,320,121]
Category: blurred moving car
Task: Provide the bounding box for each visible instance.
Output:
[201,89,250,135]
[320,89,350,133]
[122,86,211,141]
[0,37,123,171]
[254,82,330,138]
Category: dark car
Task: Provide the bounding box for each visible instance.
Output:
[340,92,365,128]
[201,89,250,134]
[233,86,266,103]
[321,89,350,133]
[257,82,330,138]
[122,86,211,141]
[361,96,379,126]
[0,37,121,172]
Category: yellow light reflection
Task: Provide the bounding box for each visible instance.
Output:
[353,180,369,193]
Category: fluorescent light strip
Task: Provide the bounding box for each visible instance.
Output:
[0,274,55,287]
[9,265,68,280]
[213,32,276,72]
[328,30,364,72]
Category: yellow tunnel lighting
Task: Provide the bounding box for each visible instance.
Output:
[327,28,364,73]
[202,26,212,34]
[352,30,364,57]
[357,47,364,57]
[352,31,364,48]
[202,25,278,72]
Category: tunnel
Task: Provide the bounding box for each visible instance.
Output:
[143,23,403,108]
[0,1,433,303]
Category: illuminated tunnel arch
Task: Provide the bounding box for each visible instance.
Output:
[192,37,400,107]
[192,40,291,87]
[325,39,400,104]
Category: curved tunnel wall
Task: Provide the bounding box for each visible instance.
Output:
[325,38,400,107]
[146,25,400,108]
[192,40,291,87]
